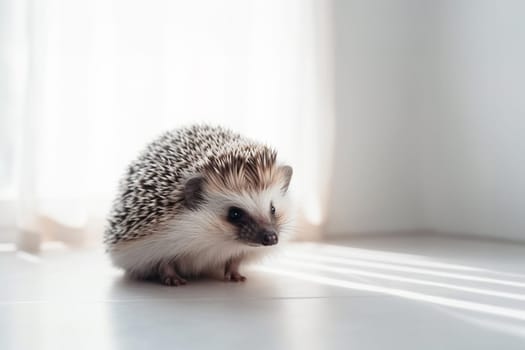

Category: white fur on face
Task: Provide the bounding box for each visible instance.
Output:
[206,184,288,226]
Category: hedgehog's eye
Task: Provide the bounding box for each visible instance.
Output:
[270,203,276,215]
[227,207,244,222]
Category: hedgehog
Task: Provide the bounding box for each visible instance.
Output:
[104,124,293,286]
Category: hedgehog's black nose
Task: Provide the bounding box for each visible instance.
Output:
[261,231,278,246]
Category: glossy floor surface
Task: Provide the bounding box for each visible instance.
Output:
[1,234,525,349]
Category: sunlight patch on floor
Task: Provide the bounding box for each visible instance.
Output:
[254,265,525,321]
[277,258,525,301]
[283,250,525,288]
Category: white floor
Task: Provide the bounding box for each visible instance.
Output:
[1,234,525,350]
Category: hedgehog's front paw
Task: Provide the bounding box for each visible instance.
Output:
[162,274,187,286]
[224,257,246,282]
[224,271,246,282]
[159,262,187,287]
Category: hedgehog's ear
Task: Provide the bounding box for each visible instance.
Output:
[184,175,205,210]
[278,165,293,194]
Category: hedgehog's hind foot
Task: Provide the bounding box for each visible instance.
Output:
[159,262,187,287]
[224,257,246,282]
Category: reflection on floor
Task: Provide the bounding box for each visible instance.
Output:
[1,234,525,350]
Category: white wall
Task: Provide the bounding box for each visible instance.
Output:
[327,0,429,234]
[418,0,525,240]
[327,0,525,241]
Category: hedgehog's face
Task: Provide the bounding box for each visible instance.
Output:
[183,165,293,247]
[225,204,278,246]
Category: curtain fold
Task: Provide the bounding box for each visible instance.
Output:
[1,0,334,250]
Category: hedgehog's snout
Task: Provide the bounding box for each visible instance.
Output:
[260,230,278,246]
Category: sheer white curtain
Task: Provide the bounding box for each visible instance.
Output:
[1,0,334,250]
